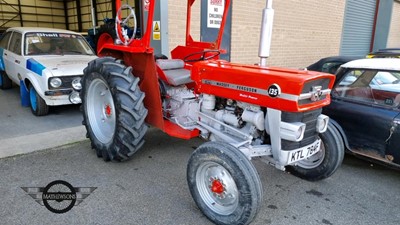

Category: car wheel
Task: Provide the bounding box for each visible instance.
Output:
[0,71,12,89]
[187,142,263,225]
[81,57,148,162]
[29,85,49,116]
[287,122,344,181]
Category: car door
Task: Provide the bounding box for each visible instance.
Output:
[324,69,400,159]
[3,31,24,84]
[0,31,12,72]
[387,113,400,164]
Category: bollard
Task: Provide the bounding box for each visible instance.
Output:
[20,80,30,107]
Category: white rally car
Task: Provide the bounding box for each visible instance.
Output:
[0,27,97,116]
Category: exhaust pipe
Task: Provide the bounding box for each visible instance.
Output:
[258,0,274,67]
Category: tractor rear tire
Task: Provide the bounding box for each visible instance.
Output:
[187,142,263,225]
[287,122,344,181]
[0,71,12,89]
[81,57,148,162]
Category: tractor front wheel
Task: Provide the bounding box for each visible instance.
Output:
[287,122,344,181]
[187,142,263,225]
[81,57,148,161]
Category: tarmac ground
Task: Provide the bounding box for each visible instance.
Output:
[0,84,399,225]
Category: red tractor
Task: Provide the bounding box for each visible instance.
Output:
[80,0,343,224]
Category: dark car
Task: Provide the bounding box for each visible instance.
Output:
[321,58,400,168]
[367,48,400,58]
[306,56,362,75]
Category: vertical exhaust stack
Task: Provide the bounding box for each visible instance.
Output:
[258,0,274,67]
[90,0,97,35]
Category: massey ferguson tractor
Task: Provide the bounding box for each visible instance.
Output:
[80,0,344,224]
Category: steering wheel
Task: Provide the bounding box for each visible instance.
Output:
[183,50,221,62]
[115,4,137,46]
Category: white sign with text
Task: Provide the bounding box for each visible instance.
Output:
[207,0,225,28]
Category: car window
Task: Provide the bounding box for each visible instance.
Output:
[9,32,22,55]
[321,62,342,74]
[372,71,400,85]
[333,69,400,108]
[0,32,12,49]
[25,32,95,56]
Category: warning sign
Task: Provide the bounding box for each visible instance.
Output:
[207,0,224,28]
[153,21,161,40]
[154,21,160,32]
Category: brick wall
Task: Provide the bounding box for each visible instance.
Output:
[168,0,202,52]
[168,0,346,68]
[231,0,347,68]
[387,1,400,48]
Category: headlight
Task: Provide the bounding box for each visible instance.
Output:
[316,114,329,133]
[280,122,306,142]
[50,78,62,88]
[72,77,82,90]
[69,91,81,104]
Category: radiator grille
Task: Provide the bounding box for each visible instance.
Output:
[281,108,322,150]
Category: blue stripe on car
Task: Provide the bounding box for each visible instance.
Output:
[0,48,5,71]
[27,58,45,76]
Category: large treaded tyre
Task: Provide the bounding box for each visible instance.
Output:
[0,71,12,89]
[287,122,345,181]
[187,142,263,225]
[94,22,116,55]
[81,57,148,162]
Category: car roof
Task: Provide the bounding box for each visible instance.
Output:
[341,58,400,71]
[306,56,363,71]
[6,27,81,35]
[374,48,400,53]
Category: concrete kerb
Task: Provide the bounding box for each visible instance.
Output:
[0,125,87,159]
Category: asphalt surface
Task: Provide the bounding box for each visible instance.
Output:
[0,86,85,158]
[1,128,399,225]
[1,82,399,225]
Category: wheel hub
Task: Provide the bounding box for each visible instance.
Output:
[210,178,225,196]
[86,78,116,144]
[104,104,112,117]
[196,162,239,215]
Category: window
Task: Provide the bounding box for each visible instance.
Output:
[321,62,343,74]
[25,32,94,56]
[9,32,22,55]
[0,32,12,49]
[333,69,400,107]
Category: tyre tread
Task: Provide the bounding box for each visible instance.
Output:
[81,57,148,162]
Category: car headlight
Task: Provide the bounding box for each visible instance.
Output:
[69,91,81,104]
[50,78,62,88]
[72,77,82,91]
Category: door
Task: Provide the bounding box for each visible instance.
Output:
[0,32,12,72]
[325,68,400,159]
[340,0,376,56]
[3,31,24,84]
[387,112,400,164]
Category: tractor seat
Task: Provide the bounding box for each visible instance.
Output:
[156,59,192,86]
